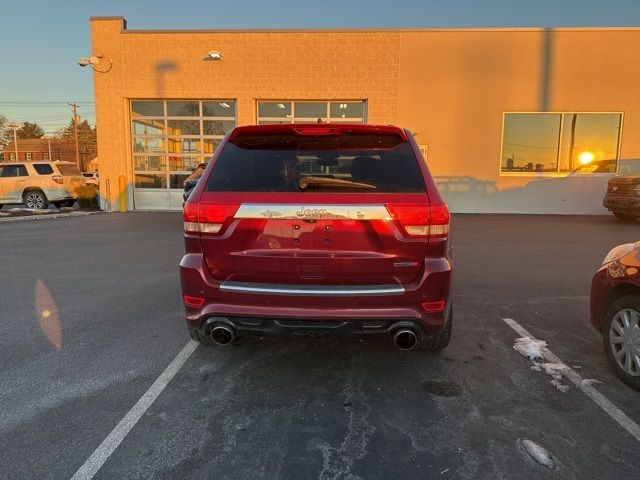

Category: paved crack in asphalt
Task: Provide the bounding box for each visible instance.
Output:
[314,355,376,480]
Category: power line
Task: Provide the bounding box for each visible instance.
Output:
[9,113,96,121]
[9,115,96,122]
[0,101,94,104]
[14,110,96,117]
[504,142,584,150]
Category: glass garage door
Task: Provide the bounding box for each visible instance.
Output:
[257,101,366,124]
[130,100,236,210]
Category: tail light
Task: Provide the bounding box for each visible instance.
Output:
[183,202,239,234]
[421,300,446,312]
[385,203,450,238]
[52,175,64,185]
[293,127,338,136]
[183,294,205,308]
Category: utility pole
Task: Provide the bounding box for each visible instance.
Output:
[8,122,21,161]
[68,102,81,170]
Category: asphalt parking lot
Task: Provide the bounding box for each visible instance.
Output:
[1,212,639,480]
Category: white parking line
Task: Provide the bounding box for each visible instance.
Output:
[70,340,199,480]
[503,318,640,443]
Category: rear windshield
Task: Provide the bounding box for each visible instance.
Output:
[206,141,425,193]
[56,164,81,176]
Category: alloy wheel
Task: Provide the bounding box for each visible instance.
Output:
[25,193,44,210]
[609,308,640,377]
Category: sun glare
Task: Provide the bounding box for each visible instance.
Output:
[578,151,595,165]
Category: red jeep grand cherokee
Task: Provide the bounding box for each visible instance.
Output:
[180,123,453,351]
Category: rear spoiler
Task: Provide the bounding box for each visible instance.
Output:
[229,123,409,145]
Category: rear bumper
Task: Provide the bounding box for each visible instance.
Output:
[195,316,435,340]
[43,187,76,201]
[603,194,640,214]
[180,253,453,337]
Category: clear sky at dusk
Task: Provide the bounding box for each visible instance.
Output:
[1,0,639,134]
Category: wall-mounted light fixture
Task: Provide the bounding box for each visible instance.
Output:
[77,53,113,73]
[204,51,223,61]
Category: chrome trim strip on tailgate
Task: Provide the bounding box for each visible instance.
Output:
[220,281,405,296]
[234,204,391,220]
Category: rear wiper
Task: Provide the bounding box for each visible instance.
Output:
[299,176,376,190]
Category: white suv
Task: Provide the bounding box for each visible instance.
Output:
[82,172,99,187]
[0,161,86,210]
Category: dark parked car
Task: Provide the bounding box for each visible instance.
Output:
[180,123,453,351]
[569,158,616,175]
[182,163,207,203]
[590,242,640,390]
[603,174,640,221]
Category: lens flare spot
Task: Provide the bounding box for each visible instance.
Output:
[35,280,62,350]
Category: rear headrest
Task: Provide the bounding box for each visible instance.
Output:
[351,156,382,183]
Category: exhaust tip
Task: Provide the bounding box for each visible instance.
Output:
[210,325,235,345]
[394,329,418,351]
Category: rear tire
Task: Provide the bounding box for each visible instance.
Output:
[23,190,48,210]
[420,307,453,351]
[612,211,638,222]
[602,294,640,391]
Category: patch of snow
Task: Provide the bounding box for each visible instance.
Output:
[513,336,547,360]
[532,363,570,392]
[581,378,601,387]
[540,362,568,381]
[440,468,450,474]
[0,212,9,217]
[520,439,555,469]
[8,208,49,214]
[572,365,582,369]
[550,379,570,393]
[518,347,570,392]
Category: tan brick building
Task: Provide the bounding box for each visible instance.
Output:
[90,17,640,213]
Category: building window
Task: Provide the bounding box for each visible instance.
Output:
[130,99,236,190]
[26,153,32,161]
[501,113,623,174]
[10,153,16,161]
[257,101,366,124]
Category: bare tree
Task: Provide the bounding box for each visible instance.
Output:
[0,115,11,150]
